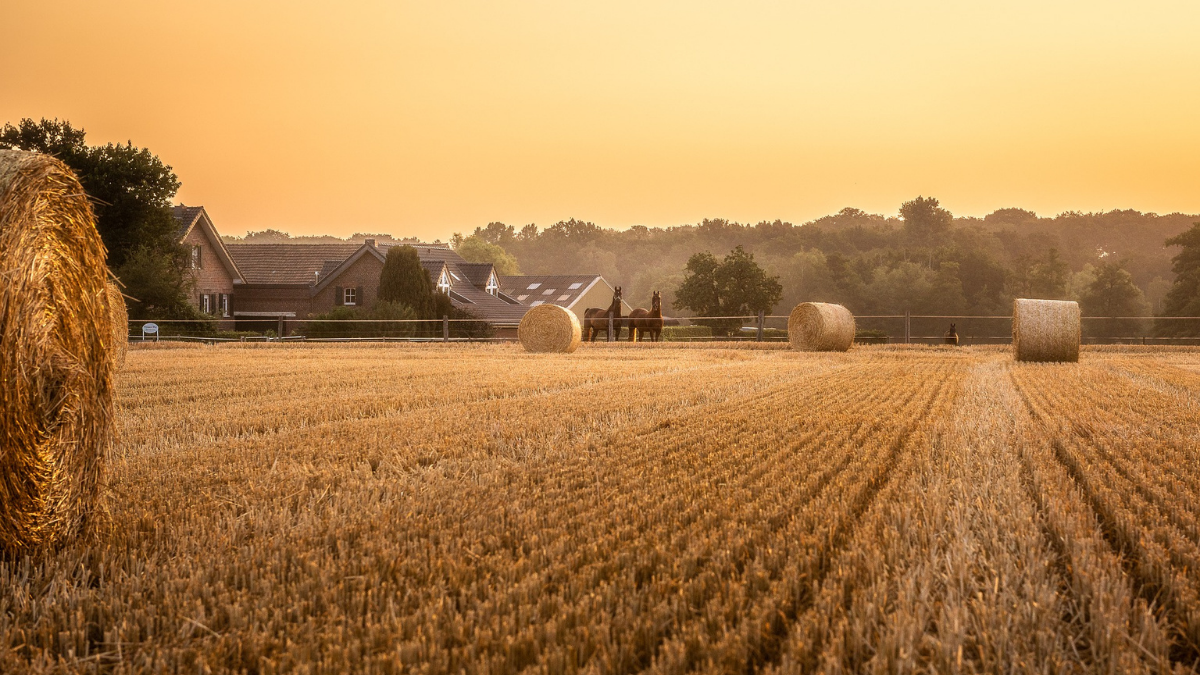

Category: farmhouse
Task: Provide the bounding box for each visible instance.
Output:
[173,206,529,334]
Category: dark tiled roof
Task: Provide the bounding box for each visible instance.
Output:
[227,243,362,284]
[447,281,529,325]
[458,262,495,287]
[172,205,204,237]
[420,260,447,280]
[499,274,610,309]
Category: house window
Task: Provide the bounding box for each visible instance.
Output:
[517,294,528,301]
[568,282,583,290]
[220,294,230,317]
[344,287,357,305]
[201,294,211,313]
[557,294,570,301]
[190,245,202,269]
[437,271,451,294]
[542,288,555,295]
[526,282,541,290]
[529,300,544,307]
[486,272,498,296]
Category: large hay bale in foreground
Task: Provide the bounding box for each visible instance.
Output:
[519,304,581,353]
[0,150,114,554]
[106,280,128,368]
[788,302,855,352]
[1013,298,1080,363]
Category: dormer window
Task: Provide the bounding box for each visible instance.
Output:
[437,270,451,294]
[486,272,498,296]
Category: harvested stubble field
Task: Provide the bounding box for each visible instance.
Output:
[5,343,1200,674]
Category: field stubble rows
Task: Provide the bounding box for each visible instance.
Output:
[3,343,1200,673]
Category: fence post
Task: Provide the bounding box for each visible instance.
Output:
[277,316,284,338]
[443,315,449,342]
[757,310,764,342]
[904,310,910,344]
[607,315,614,342]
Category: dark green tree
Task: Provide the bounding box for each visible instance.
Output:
[674,252,722,317]
[0,118,196,320]
[473,221,516,246]
[899,196,953,247]
[675,246,782,335]
[714,245,783,316]
[378,245,434,318]
[1080,260,1150,337]
[1159,223,1200,336]
[1030,248,1070,298]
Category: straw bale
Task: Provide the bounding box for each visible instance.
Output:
[1013,298,1080,363]
[106,279,128,368]
[0,149,113,555]
[788,302,855,352]
[518,304,581,353]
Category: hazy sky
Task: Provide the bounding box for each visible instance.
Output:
[3,1,1198,240]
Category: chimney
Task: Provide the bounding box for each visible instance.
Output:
[365,238,376,248]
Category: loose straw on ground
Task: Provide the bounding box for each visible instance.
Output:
[1013,298,1080,363]
[788,302,855,352]
[518,304,581,353]
[0,149,114,555]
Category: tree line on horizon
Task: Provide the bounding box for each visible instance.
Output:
[457,201,1200,338]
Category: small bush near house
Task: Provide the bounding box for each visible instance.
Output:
[662,325,712,340]
[304,302,418,339]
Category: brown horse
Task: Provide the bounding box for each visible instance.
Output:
[945,323,959,346]
[583,286,623,342]
[628,291,664,342]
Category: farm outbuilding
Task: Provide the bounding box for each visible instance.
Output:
[500,275,633,324]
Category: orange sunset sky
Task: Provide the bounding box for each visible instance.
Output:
[3,1,1198,241]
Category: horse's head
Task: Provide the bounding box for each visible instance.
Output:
[652,291,661,311]
[949,323,957,332]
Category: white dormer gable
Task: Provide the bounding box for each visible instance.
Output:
[437,269,451,293]
[486,270,498,295]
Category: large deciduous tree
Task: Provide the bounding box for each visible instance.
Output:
[1079,260,1151,337]
[675,245,782,335]
[899,196,953,247]
[453,235,521,275]
[0,117,197,319]
[1159,223,1200,336]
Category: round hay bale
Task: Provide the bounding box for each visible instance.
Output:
[788,302,855,352]
[105,279,128,369]
[518,304,581,353]
[0,149,114,555]
[1013,298,1080,363]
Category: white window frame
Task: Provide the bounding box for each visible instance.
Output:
[190,245,202,269]
[568,282,583,290]
[201,294,211,313]
[486,272,498,295]
[437,270,451,294]
[526,282,541,290]
[220,294,230,317]
[344,287,357,306]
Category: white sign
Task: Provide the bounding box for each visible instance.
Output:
[142,322,159,341]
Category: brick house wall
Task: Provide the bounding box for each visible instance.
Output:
[182,226,235,330]
[313,253,384,312]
